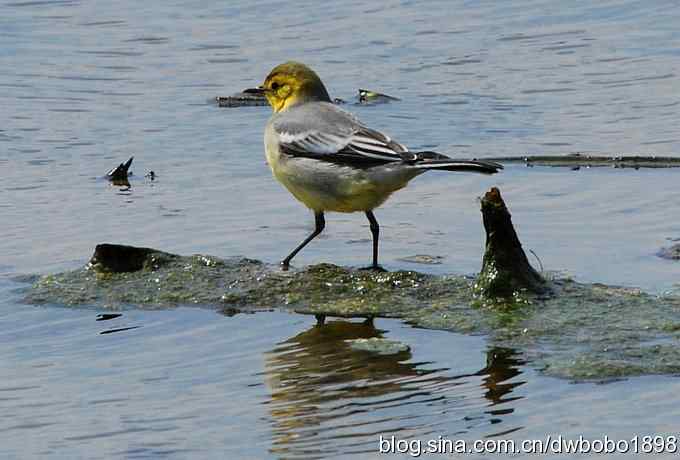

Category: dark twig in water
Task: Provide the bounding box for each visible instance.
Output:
[100,326,142,335]
[529,249,544,273]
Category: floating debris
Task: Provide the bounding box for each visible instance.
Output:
[358,89,400,104]
[216,88,383,108]
[105,156,133,185]
[96,313,122,321]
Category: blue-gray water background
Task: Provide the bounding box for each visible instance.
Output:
[2,0,680,458]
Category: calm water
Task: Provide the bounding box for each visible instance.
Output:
[2,0,680,458]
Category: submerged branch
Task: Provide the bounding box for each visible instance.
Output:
[485,153,680,169]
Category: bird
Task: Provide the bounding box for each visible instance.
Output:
[260,61,502,270]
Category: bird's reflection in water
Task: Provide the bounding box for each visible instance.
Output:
[263,320,526,459]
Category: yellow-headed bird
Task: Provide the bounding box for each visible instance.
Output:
[261,61,502,270]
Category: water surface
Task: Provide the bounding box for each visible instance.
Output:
[2,0,680,458]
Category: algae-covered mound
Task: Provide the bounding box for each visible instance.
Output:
[27,249,270,309]
[23,244,680,381]
[222,263,472,319]
[478,280,680,379]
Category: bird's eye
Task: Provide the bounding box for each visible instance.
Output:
[271,82,281,91]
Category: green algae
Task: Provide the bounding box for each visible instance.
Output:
[23,251,680,381]
[27,255,269,309]
[222,263,472,320]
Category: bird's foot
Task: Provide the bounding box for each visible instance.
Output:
[280,260,291,271]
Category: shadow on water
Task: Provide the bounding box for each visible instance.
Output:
[262,320,525,459]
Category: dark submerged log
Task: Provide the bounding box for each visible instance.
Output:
[475,187,548,298]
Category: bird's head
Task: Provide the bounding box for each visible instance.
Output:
[261,61,332,112]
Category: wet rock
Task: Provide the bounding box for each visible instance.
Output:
[658,244,680,260]
[88,243,178,273]
[474,187,547,299]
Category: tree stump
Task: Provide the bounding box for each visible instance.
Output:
[475,187,547,298]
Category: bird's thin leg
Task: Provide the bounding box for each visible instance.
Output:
[365,210,381,269]
[281,211,325,270]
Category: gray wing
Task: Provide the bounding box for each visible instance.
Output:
[271,102,417,166]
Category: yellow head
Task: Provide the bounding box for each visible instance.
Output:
[261,61,332,112]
